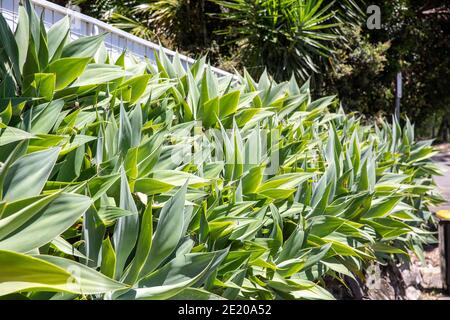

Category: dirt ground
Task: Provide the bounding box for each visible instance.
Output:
[414,246,449,300]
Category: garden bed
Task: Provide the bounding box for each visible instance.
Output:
[0,1,446,300]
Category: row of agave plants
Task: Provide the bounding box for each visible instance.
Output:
[0,1,444,300]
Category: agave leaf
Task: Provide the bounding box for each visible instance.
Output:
[121,249,228,300]
[115,75,151,104]
[47,16,70,61]
[101,237,117,279]
[61,33,106,59]
[45,57,91,90]
[139,182,188,277]
[113,168,139,279]
[36,254,127,294]
[70,64,129,87]
[2,147,60,201]
[0,13,21,85]
[0,193,92,252]
[124,203,153,284]
[51,236,86,259]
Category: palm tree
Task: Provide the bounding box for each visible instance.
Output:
[74,0,221,51]
[211,0,366,81]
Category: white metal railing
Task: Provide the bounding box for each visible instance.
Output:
[0,0,234,78]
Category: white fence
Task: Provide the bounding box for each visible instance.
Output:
[0,0,234,78]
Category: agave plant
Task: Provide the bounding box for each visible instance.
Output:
[0,1,443,300]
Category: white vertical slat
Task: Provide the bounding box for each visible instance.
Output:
[135,44,144,59]
[2,0,15,31]
[104,32,113,55]
[118,35,125,54]
[11,0,16,30]
[1,0,13,14]
[35,4,44,20]
[80,19,87,36]
[53,10,64,23]
[43,6,53,28]
[111,33,121,61]
[146,46,156,65]
[113,33,120,54]
[91,23,99,36]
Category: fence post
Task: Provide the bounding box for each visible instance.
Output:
[395,72,402,120]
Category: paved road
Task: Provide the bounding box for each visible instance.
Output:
[429,147,450,299]
[432,148,450,212]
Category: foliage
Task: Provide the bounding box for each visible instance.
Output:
[319,26,391,115]
[320,0,450,140]
[371,0,450,141]
[211,0,341,81]
[212,0,368,81]
[0,2,444,300]
[72,0,367,81]
[74,0,225,56]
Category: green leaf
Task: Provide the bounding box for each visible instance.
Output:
[371,242,407,255]
[0,193,59,240]
[81,208,105,268]
[101,237,117,279]
[0,141,28,201]
[134,179,174,195]
[129,105,142,148]
[70,64,128,87]
[45,58,91,90]
[56,145,85,181]
[140,182,188,277]
[277,226,305,263]
[47,16,70,61]
[36,254,127,294]
[2,147,60,201]
[61,33,105,58]
[115,75,151,104]
[0,193,92,252]
[219,90,240,119]
[120,250,228,300]
[23,73,55,100]
[112,168,139,279]
[199,96,219,128]
[14,6,30,74]
[363,196,402,218]
[125,203,153,284]
[0,250,74,296]
[170,288,225,300]
[242,166,264,194]
[362,217,412,239]
[0,13,21,85]
[0,101,12,125]
[258,173,313,199]
[97,206,135,224]
[51,236,86,259]
[118,101,133,157]
[29,99,64,134]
